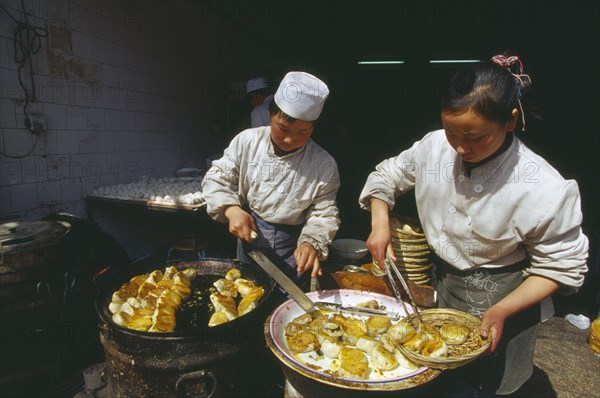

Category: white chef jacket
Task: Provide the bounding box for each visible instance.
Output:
[250,94,274,128]
[359,129,588,293]
[202,126,340,259]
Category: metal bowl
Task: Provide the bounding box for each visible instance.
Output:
[330,239,368,261]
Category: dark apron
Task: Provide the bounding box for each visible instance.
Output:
[436,259,541,395]
[237,212,309,291]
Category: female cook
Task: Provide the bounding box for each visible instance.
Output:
[202,71,340,291]
[359,55,589,395]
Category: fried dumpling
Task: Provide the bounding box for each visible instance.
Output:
[292,313,314,326]
[234,278,257,297]
[181,268,197,280]
[162,266,178,280]
[366,315,391,336]
[210,292,238,321]
[371,345,398,371]
[403,331,433,353]
[439,324,470,345]
[321,339,341,359]
[157,279,175,289]
[157,289,181,308]
[421,338,449,357]
[171,283,191,299]
[213,278,238,298]
[109,301,123,315]
[355,336,379,354]
[111,273,147,304]
[238,286,264,316]
[338,347,369,379]
[173,273,191,288]
[208,312,229,327]
[112,311,131,326]
[342,318,367,345]
[148,313,176,332]
[355,300,379,309]
[225,268,241,281]
[387,320,417,344]
[320,318,344,339]
[127,313,153,331]
[285,322,304,337]
[289,330,319,353]
[379,333,397,353]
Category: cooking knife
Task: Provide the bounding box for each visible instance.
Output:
[248,250,317,313]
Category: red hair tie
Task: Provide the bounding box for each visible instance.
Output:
[491,55,524,74]
[490,55,531,132]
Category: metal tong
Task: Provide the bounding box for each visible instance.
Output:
[383,253,424,329]
[314,301,402,321]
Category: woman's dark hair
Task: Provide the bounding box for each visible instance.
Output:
[440,58,540,131]
[268,99,318,126]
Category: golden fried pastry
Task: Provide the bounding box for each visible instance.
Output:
[225,268,241,281]
[355,300,379,309]
[421,338,449,357]
[342,318,367,345]
[162,266,178,280]
[289,330,320,353]
[439,324,471,345]
[371,345,398,371]
[209,292,238,321]
[238,286,264,316]
[213,278,238,297]
[208,312,229,327]
[387,320,417,344]
[355,335,379,354]
[234,278,257,297]
[366,315,391,336]
[321,339,341,359]
[339,347,369,379]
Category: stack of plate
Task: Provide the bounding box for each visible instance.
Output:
[389,215,432,285]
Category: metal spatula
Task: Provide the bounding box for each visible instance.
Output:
[248,250,401,319]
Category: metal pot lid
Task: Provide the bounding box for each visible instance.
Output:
[0,221,71,254]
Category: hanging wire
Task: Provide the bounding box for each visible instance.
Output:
[0,2,48,158]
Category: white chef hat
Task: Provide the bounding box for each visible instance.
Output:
[246,77,269,94]
[274,71,329,121]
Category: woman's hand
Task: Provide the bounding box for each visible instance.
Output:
[294,242,321,277]
[480,275,560,352]
[366,227,394,270]
[366,198,395,270]
[480,305,509,352]
[224,205,257,242]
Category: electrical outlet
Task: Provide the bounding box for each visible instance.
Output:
[25,114,47,134]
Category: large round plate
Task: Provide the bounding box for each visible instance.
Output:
[265,289,438,390]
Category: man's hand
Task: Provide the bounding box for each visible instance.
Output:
[224,206,257,242]
[294,242,321,277]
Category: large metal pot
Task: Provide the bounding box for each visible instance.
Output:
[95,258,275,397]
[0,221,70,284]
[0,220,77,395]
[264,289,441,396]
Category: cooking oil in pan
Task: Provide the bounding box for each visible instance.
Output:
[177,275,221,331]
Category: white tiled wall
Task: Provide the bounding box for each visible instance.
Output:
[1,0,266,259]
